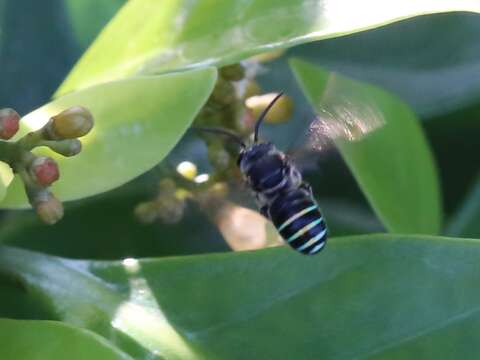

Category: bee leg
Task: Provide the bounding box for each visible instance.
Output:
[259,205,270,219]
[300,182,313,196]
[253,192,270,219]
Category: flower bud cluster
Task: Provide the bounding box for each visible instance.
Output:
[0,108,20,140]
[193,57,294,183]
[0,106,93,224]
[135,178,190,224]
[137,53,293,226]
[135,158,232,225]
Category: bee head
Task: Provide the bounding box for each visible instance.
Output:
[238,92,284,167]
[237,142,275,168]
[195,92,284,170]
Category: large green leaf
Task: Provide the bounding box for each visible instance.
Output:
[0,68,217,208]
[0,319,133,360]
[1,235,480,359]
[446,175,480,237]
[56,0,480,96]
[290,58,441,234]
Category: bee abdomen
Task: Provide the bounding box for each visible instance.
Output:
[269,189,327,255]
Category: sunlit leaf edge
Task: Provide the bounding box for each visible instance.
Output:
[56,2,480,96]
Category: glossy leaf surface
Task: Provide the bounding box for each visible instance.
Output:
[290,58,441,234]
[0,68,216,208]
[57,0,480,95]
[0,319,133,360]
[1,235,480,359]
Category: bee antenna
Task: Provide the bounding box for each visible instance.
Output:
[194,126,246,148]
[254,91,284,142]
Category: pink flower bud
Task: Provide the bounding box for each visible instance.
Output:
[0,108,20,140]
[29,157,60,186]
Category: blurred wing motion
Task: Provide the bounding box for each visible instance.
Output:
[307,78,386,151]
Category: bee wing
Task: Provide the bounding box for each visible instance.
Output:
[306,77,386,151]
[285,101,384,177]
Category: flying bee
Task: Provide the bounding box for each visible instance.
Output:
[197,92,384,255]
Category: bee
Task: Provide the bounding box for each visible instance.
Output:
[198,93,327,255]
[196,91,384,255]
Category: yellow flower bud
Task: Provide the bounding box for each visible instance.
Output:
[34,192,64,225]
[175,188,193,200]
[157,197,186,224]
[244,81,262,99]
[194,173,210,184]
[176,161,198,181]
[134,201,159,224]
[46,106,94,139]
[46,139,82,157]
[208,142,231,170]
[219,64,245,82]
[158,178,177,195]
[245,93,293,124]
[210,78,236,105]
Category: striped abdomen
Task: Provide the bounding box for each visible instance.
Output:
[269,188,327,255]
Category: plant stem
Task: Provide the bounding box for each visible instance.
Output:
[0,139,35,173]
[16,130,43,150]
[0,140,20,164]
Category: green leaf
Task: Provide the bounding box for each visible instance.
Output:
[1,235,480,359]
[56,0,480,96]
[64,0,125,49]
[0,319,133,360]
[423,104,480,212]
[0,161,13,203]
[0,68,217,208]
[446,175,480,237]
[289,13,480,118]
[290,58,441,234]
